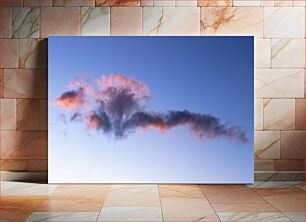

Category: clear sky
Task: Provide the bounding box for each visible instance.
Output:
[48,36,254,183]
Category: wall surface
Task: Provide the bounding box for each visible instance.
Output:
[0,0,305,181]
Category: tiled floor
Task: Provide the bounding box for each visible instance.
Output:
[0,181,305,221]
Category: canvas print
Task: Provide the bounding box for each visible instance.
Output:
[48,36,254,183]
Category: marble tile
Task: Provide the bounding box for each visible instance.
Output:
[255,160,274,171]
[295,99,305,130]
[233,0,260,6]
[0,0,23,6]
[143,7,200,35]
[255,39,271,68]
[217,212,291,221]
[17,99,40,130]
[0,159,27,171]
[38,196,104,212]
[1,181,58,196]
[0,39,18,68]
[0,99,16,130]
[0,131,48,159]
[24,0,52,6]
[176,0,197,6]
[41,7,80,38]
[213,203,278,212]
[260,0,274,6]
[154,0,176,6]
[255,171,304,181]
[293,0,305,6]
[283,212,305,222]
[81,7,110,36]
[275,160,304,171]
[96,0,140,6]
[161,197,219,221]
[198,0,232,6]
[27,159,48,171]
[19,39,48,68]
[3,69,48,98]
[53,0,95,6]
[103,185,160,207]
[254,131,280,160]
[12,7,39,38]
[199,185,266,204]
[0,7,11,38]
[272,39,305,68]
[0,196,47,221]
[159,185,204,198]
[40,99,48,130]
[280,131,305,159]
[255,69,304,98]
[141,0,153,6]
[111,7,142,35]
[264,7,305,38]
[200,7,263,38]
[274,0,293,6]
[98,207,162,221]
[248,181,304,188]
[263,99,295,130]
[254,99,263,130]
[26,212,99,222]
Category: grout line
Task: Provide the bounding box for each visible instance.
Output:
[157,184,165,222]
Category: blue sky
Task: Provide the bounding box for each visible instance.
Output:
[48,36,254,183]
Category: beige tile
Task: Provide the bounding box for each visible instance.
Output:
[255,69,304,98]
[212,203,278,212]
[274,0,293,6]
[0,69,3,98]
[154,0,175,6]
[0,159,27,171]
[96,0,140,6]
[17,99,40,130]
[263,99,295,130]
[255,39,271,68]
[295,99,305,130]
[143,7,200,35]
[41,7,80,38]
[0,99,16,130]
[98,207,163,221]
[161,197,219,221]
[272,39,305,68]
[293,0,305,6]
[3,69,47,98]
[0,39,18,68]
[305,70,306,98]
[199,185,266,204]
[104,185,160,207]
[53,0,95,6]
[159,185,204,198]
[111,7,142,35]
[233,0,260,6]
[81,7,110,36]
[0,0,23,6]
[176,0,197,6]
[260,0,274,6]
[0,7,11,38]
[27,159,48,171]
[198,0,232,6]
[200,7,263,38]
[255,99,263,130]
[254,160,274,171]
[12,7,39,38]
[217,212,291,221]
[264,7,305,38]
[0,131,47,159]
[40,99,48,130]
[19,39,48,68]
[255,131,280,160]
[280,131,305,159]
[141,0,153,6]
[275,160,304,171]
[24,0,52,6]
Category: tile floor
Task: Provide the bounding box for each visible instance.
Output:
[0,181,305,221]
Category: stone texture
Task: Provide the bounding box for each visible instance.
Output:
[254,160,274,171]
[40,99,48,130]
[275,160,304,171]
[12,7,39,38]
[96,0,140,6]
[154,0,175,6]
[53,0,95,6]
[0,7,11,38]
[263,99,295,130]
[295,99,305,130]
[110,7,142,35]
[176,0,197,6]
[81,7,110,36]
[3,69,47,99]
[41,7,80,38]
[233,0,260,6]
[0,0,22,6]
[24,0,52,6]
[280,131,305,160]
[27,159,48,171]
[254,131,280,160]
[0,39,18,68]
[254,99,263,130]
[0,99,16,130]
[255,39,271,68]
[198,0,232,6]
[0,160,27,171]
[17,99,40,130]
[19,39,48,68]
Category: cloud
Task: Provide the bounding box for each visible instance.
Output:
[55,74,249,143]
